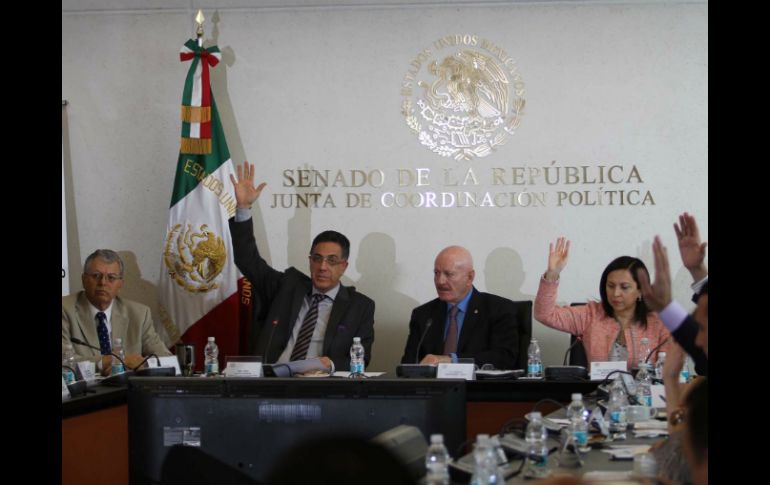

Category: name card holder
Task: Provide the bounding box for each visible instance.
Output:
[437,362,475,380]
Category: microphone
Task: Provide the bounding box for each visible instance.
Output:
[544,335,588,381]
[562,335,584,366]
[263,319,279,364]
[414,318,433,364]
[70,337,134,386]
[134,354,176,377]
[644,337,669,364]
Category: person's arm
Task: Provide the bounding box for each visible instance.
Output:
[662,343,686,434]
[401,308,425,364]
[674,212,707,283]
[228,161,284,305]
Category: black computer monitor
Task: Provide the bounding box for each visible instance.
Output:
[127,377,466,484]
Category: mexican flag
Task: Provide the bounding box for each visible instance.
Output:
[158,39,251,369]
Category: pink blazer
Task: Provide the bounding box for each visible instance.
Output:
[534,278,671,368]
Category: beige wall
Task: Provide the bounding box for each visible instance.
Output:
[62,1,707,372]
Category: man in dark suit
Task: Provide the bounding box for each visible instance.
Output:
[229,162,375,371]
[401,246,518,369]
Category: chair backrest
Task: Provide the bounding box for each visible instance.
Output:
[568,303,589,368]
[513,300,532,370]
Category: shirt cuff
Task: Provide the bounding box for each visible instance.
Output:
[691,276,708,294]
[235,207,252,222]
[658,300,688,333]
[450,353,458,363]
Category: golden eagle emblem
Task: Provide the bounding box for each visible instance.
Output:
[164,223,226,293]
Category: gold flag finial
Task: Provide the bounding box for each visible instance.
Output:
[195,10,205,39]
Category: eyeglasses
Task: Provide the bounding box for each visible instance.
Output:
[85,272,123,283]
[308,254,346,266]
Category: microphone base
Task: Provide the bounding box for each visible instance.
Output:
[135,367,176,377]
[396,364,437,378]
[545,365,588,381]
[66,380,88,397]
[102,370,135,386]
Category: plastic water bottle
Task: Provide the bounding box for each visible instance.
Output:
[489,435,508,469]
[62,343,77,384]
[111,337,125,375]
[524,412,549,478]
[607,376,628,435]
[527,339,543,378]
[566,393,589,449]
[679,355,692,383]
[470,434,504,484]
[654,351,666,380]
[204,337,219,376]
[425,434,450,485]
[635,363,653,407]
[567,393,588,422]
[568,413,589,452]
[349,337,365,375]
[637,337,650,368]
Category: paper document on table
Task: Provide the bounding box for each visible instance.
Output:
[601,444,650,460]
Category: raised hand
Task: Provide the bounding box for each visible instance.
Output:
[545,237,570,281]
[637,235,672,311]
[229,161,267,209]
[674,212,707,281]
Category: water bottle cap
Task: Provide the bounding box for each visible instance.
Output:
[430,434,444,444]
[208,337,215,342]
[528,411,542,419]
[353,337,361,343]
[114,337,122,344]
[640,337,649,344]
[571,393,582,401]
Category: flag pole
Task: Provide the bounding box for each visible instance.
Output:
[195,10,205,47]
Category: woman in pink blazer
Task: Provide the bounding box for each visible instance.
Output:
[534,237,670,370]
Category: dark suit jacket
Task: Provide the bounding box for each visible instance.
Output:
[400,288,519,369]
[229,217,375,371]
[672,315,708,376]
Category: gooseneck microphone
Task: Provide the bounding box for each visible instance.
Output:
[71,337,131,370]
[71,337,136,385]
[134,354,176,377]
[414,318,433,364]
[644,337,669,364]
[264,319,279,364]
[562,335,584,366]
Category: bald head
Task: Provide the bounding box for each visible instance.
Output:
[434,246,475,304]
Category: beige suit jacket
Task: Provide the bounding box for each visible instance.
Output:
[62,291,171,364]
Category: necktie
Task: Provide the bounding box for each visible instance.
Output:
[443,305,460,355]
[290,294,326,361]
[96,312,111,355]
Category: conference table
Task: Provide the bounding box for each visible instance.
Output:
[61,374,601,485]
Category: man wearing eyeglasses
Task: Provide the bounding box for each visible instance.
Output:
[62,249,172,376]
[228,162,375,371]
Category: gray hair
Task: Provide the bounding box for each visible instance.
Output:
[83,249,125,276]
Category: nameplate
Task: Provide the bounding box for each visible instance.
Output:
[76,361,96,381]
[61,376,71,400]
[146,356,183,376]
[437,363,475,380]
[590,361,627,380]
[224,360,263,377]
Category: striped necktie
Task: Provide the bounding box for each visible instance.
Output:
[290,293,326,361]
